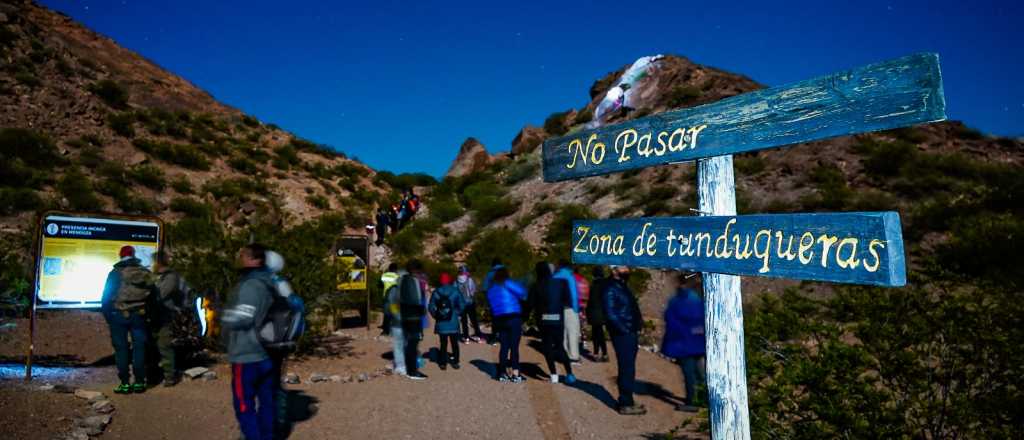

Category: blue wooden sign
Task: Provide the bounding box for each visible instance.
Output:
[542,53,946,182]
[571,212,906,287]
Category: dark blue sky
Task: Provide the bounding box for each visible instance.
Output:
[42,1,1023,176]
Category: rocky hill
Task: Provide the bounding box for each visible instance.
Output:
[0,1,392,232]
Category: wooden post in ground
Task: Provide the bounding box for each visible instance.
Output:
[696,155,750,439]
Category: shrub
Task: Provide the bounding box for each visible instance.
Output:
[58,167,104,211]
[88,79,129,109]
[543,204,596,261]
[954,125,984,140]
[667,85,701,108]
[228,155,259,174]
[504,157,537,185]
[170,197,213,219]
[573,107,594,125]
[107,112,135,137]
[857,139,917,177]
[76,146,104,168]
[14,72,40,87]
[0,188,44,214]
[202,177,269,200]
[734,154,767,176]
[129,164,166,190]
[116,194,159,215]
[133,139,210,170]
[373,171,438,190]
[465,228,535,279]
[0,128,65,168]
[273,144,301,169]
[429,195,465,223]
[241,115,260,128]
[306,194,329,209]
[441,225,479,254]
[800,163,851,210]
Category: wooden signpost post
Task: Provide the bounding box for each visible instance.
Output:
[542,53,946,439]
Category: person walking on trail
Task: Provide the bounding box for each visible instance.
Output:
[554,261,582,363]
[399,260,429,380]
[587,267,610,362]
[662,272,707,413]
[383,264,407,375]
[487,267,527,383]
[222,243,277,440]
[483,258,505,345]
[379,264,401,336]
[532,262,576,384]
[101,245,156,394]
[153,250,187,387]
[375,208,391,246]
[263,250,296,435]
[429,272,465,370]
[605,265,647,415]
[456,265,483,342]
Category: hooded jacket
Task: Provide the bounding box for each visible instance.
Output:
[662,288,706,359]
[429,284,465,334]
[604,278,643,336]
[554,267,579,313]
[221,268,274,364]
[533,275,574,324]
[101,257,154,315]
[487,279,527,317]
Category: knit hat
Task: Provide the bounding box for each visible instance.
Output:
[119,246,135,258]
[439,272,453,285]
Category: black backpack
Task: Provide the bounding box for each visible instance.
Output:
[257,277,306,352]
[432,291,453,321]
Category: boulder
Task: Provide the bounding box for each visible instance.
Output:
[183,366,209,379]
[92,400,114,414]
[202,371,218,381]
[284,373,300,384]
[510,125,547,157]
[445,137,493,178]
[52,384,75,394]
[309,373,329,383]
[74,414,111,435]
[357,373,369,383]
[73,389,104,401]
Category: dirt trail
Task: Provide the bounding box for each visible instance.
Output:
[1,315,706,439]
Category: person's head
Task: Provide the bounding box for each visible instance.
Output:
[534,261,552,280]
[491,258,503,268]
[493,267,510,284]
[406,259,423,273]
[591,266,605,279]
[458,264,470,275]
[610,265,631,280]
[439,272,453,286]
[156,248,170,266]
[119,245,135,260]
[387,263,398,272]
[237,243,267,269]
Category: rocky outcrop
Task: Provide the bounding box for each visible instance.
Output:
[511,125,547,156]
[446,137,493,177]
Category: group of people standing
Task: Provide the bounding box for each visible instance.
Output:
[373,189,420,245]
[380,257,708,416]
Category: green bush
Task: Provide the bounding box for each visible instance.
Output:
[88,79,129,109]
[107,112,136,137]
[133,139,210,170]
[202,177,269,200]
[441,225,479,255]
[170,196,213,219]
[0,128,65,167]
[504,157,537,185]
[229,155,259,174]
[667,85,701,108]
[373,171,437,190]
[799,163,851,210]
[543,110,572,136]
[543,204,596,261]
[58,167,104,211]
[306,194,330,209]
[171,176,193,194]
[14,72,40,87]
[429,195,465,223]
[272,144,301,169]
[465,228,535,279]
[472,196,518,226]
[0,188,44,214]
[574,108,594,125]
[129,164,166,190]
[734,154,767,176]
[116,194,159,215]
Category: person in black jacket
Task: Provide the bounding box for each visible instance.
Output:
[587,266,610,362]
[531,262,576,384]
[604,265,646,415]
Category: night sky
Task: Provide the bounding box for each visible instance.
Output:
[40,0,1024,176]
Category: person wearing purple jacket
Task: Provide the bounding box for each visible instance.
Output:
[661,272,707,412]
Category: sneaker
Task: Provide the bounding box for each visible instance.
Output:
[452,363,461,370]
[498,374,511,383]
[131,382,147,394]
[439,364,447,371]
[163,376,181,387]
[511,375,526,384]
[470,336,481,343]
[676,404,700,413]
[550,374,559,384]
[114,383,132,394]
[405,372,428,381]
[394,367,407,376]
[618,404,647,416]
[564,374,577,385]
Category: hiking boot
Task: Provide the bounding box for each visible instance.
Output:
[114,383,132,394]
[131,382,147,393]
[618,404,647,416]
[564,374,577,385]
[406,372,427,381]
[163,376,181,387]
[439,364,447,371]
[451,363,461,370]
[676,404,700,413]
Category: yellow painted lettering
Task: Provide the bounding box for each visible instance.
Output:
[798,232,815,264]
[655,131,669,156]
[754,229,772,273]
[835,238,860,269]
[733,233,753,260]
[587,134,606,164]
[817,234,839,268]
[865,239,885,272]
[668,128,687,152]
[688,124,708,149]
[714,219,736,258]
[775,231,797,261]
[573,226,590,253]
[615,129,637,163]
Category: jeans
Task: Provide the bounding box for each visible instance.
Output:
[232,359,276,440]
[390,325,406,373]
[680,355,706,405]
[563,308,581,361]
[495,314,522,376]
[541,323,572,376]
[438,333,460,366]
[460,304,482,337]
[107,310,148,384]
[403,327,422,375]
[591,322,608,357]
[611,332,639,407]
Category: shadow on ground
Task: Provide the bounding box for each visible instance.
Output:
[277,389,320,439]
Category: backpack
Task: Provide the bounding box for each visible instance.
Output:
[258,276,306,352]
[431,290,454,321]
[398,274,426,325]
[170,294,204,349]
[115,265,154,311]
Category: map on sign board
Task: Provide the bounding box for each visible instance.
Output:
[35,214,161,308]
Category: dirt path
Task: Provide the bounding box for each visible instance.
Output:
[2,314,706,439]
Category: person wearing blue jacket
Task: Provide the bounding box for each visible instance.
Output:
[554,261,581,362]
[483,258,504,345]
[486,267,527,382]
[429,272,465,370]
[605,265,646,415]
[662,272,706,412]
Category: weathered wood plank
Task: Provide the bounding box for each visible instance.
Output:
[542,53,946,182]
[570,212,907,287]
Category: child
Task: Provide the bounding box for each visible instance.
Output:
[429,272,465,370]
